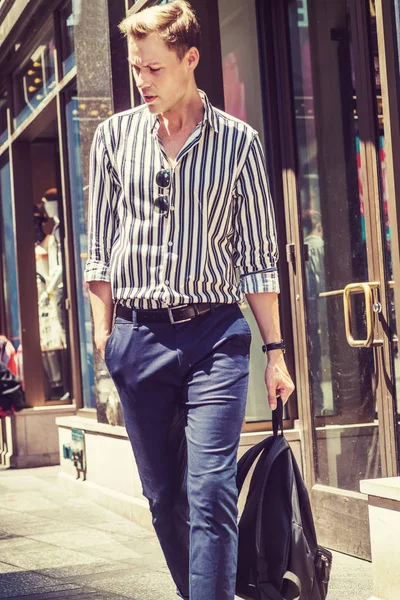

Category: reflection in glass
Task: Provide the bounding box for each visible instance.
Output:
[0,92,8,146]
[287,0,380,491]
[14,27,56,128]
[218,0,271,423]
[218,0,265,147]
[369,1,400,424]
[0,161,21,348]
[61,1,77,76]
[65,92,96,408]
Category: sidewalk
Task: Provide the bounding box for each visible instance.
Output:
[0,466,373,600]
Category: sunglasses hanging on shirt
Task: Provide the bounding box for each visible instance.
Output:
[154,169,171,216]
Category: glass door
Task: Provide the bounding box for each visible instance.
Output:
[284,0,399,557]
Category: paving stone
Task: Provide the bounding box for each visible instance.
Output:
[27,527,132,550]
[0,506,42,523]
[79,540,142,562]
[8,590,127,600]
[37,561,136,581]
[94,521,154,539]
[29,505,126,526]
[0,492,58,512]
[0,475,53,493]
[85,569,177,599]
[0,517,76,537]
[0,510,67,538]
[0,562,23,574]
[327,551,373,600]
[1,538,109,572]
[0,570,78,599]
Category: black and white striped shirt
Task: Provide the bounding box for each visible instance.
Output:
[85,91,279,308]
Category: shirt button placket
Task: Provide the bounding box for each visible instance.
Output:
[161,169,175,302]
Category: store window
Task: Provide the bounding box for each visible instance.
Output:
[13,26,56,128]
[0,92,7,147]
[0,160,21,349]
[218,0,270,423]
[60,0,77,76]
[218,0,265,147]
[65,90,96,408]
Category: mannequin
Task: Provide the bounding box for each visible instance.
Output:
[42,191,66,348]
[34,189,67,398]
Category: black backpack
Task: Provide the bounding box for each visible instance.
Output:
[0,360,25,415]
[236,399,332,600]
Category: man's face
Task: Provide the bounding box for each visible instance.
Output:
[128,32,196,115]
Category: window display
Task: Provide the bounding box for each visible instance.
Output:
[61,0,77,76]
[34,189,69,400]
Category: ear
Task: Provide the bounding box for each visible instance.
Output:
[186,47,200,72]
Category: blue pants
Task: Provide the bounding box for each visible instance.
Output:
[105,303,250,600]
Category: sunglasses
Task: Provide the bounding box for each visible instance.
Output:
[154,169,171,215]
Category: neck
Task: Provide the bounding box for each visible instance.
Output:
[159,85,204,135]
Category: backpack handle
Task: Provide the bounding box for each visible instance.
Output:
[272,396,284,436]
[236,398,284,495]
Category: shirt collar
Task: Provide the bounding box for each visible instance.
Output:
[149,90,219,137]
[200,90,219,133]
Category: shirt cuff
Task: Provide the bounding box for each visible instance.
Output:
[84,260,111,283]
[240,269,280,294]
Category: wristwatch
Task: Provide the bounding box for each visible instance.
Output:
[262,340,286,354]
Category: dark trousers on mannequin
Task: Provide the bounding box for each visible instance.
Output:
[105,303,251,600]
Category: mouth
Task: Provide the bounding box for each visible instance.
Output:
[143,95,157,104]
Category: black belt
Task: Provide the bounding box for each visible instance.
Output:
[116,303,218,325]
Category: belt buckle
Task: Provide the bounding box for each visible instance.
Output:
[167,305,194,325]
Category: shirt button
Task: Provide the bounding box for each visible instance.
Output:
[170,206,175,211]
[168,241,173,247]
[165,280,170,285]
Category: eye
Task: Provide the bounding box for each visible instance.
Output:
[150,67,161,73]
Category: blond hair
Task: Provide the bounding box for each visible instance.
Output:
[119,1,201,61]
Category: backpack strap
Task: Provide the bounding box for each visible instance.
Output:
[237,398,284,496]
[258,580,285,600]
[272,396,284,436]
[255,435,290,555]
[258,570,301,600]
[255,435,291,580]
[237,436,272,495]
[282,571,301,600]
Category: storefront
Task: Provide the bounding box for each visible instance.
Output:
[1,0,400,560]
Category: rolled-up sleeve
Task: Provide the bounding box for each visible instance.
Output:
[234,134,280,294]
[84,125,118,283]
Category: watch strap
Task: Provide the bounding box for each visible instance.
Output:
[262,340,285,354]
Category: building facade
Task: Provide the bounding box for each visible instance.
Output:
[1,0,400,561]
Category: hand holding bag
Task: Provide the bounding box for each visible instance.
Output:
[236,398,332,600]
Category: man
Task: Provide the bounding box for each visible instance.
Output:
[85,2,294,599]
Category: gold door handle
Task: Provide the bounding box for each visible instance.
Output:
[343,282,380,347]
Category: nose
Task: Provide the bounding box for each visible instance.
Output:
[136,70,150,91]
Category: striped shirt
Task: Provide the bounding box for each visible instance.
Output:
[85,91,279,308]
